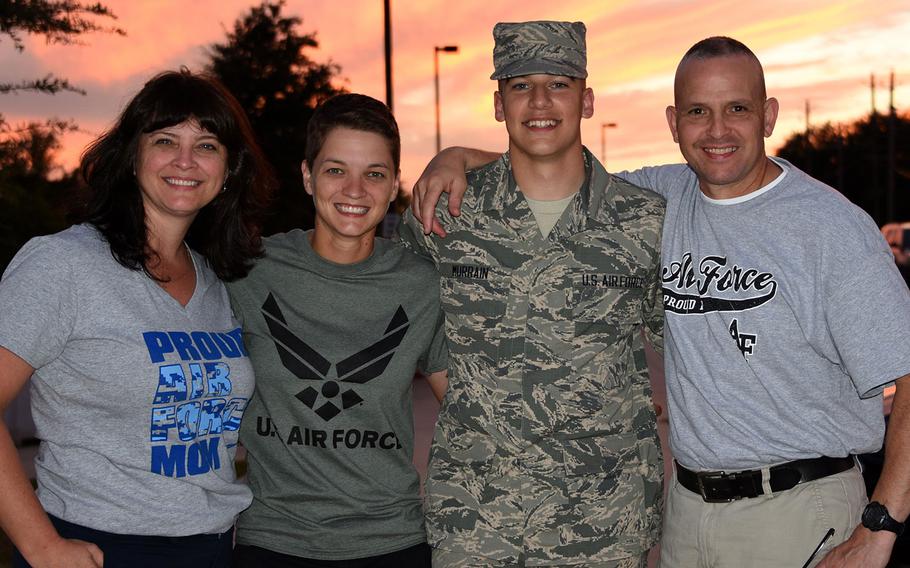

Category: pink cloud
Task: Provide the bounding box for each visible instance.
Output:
[3,0,910,184]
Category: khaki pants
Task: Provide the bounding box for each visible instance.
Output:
[658,464,867,568]
[432,548,647,568]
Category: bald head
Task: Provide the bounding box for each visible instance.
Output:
[674,36,766,102]
[665,36,780,199]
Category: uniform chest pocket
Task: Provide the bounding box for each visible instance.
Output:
[570,278,644,391]
[572,278,644,331]
[440,264,509,361]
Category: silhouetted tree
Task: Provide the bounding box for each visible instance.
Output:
[0,120,75,269]
[0,1,122,271]
[777,111,910,225]
[207,1,345,234]
[0,0,124,95]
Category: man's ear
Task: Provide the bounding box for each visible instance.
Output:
[581,87,594,119]
[763,97,779,138]
[494,90,505,123]
[665,105,680,143]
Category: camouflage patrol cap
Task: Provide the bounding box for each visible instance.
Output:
[491,21,587,80]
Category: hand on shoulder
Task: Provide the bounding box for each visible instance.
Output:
[411,147,498,237]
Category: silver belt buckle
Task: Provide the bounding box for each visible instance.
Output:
[696,471,736,503]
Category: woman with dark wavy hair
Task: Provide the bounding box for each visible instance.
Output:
[0,69,274,568]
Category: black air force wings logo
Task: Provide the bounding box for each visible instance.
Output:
[260,293,409,421]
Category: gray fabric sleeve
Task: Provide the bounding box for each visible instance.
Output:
[825,245,910,397]
[0,237,76,368]
[617,165,687,199]
[397,220,448,375]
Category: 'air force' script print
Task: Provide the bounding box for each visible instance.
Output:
[662,252,777,314]
[662,252,777,358]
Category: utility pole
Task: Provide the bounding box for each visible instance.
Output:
[888,69,896,221]
[804,99,813,176]
[871,73,877,115]
[383,0,393,112]
[600,122,617,167]
[434,45,459,153]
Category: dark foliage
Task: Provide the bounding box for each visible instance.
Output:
[207,1,346,234]
[0,0,124,95]
[777,111,910,225]
[0,120,77,270]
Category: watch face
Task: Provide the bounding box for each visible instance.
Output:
[864,502,891,531]
[864,503,882,528]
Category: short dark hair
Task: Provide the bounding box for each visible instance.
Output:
[682,36,757,61]
[304,94,400,172]
[678,36,766,98]
[79,69,276,281]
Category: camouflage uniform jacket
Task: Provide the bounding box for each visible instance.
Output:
[399,148,665,566]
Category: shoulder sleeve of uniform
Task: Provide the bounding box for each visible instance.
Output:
[398,154,508,260]
[607,176,667,236]
[459,152,510,213]
[397,210,441,264]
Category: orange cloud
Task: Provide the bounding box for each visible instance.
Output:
[4,0,910,183]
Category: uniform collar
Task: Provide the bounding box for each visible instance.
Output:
[474,147,620,237]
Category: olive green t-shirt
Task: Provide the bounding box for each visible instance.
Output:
[228,230,447,560]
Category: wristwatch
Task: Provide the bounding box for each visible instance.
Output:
[862,501,905,535]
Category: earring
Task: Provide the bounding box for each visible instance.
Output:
[221,181,227,194]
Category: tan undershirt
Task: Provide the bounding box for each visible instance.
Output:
[524,191,577,237]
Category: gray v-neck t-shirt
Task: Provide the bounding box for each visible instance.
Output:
[0,224,254,534]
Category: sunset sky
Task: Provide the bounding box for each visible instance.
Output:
[3,0,910,187]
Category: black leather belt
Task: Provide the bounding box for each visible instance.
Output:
[676,456,856,503]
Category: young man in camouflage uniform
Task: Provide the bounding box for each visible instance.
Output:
[411,37,910,568]
[398,20,666,568]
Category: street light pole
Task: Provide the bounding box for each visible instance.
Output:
[383,0,392,112]
[434,45,459,153]
[601,122,617,167]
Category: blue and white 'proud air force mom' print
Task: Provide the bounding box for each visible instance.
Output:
[144,329,249,478]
